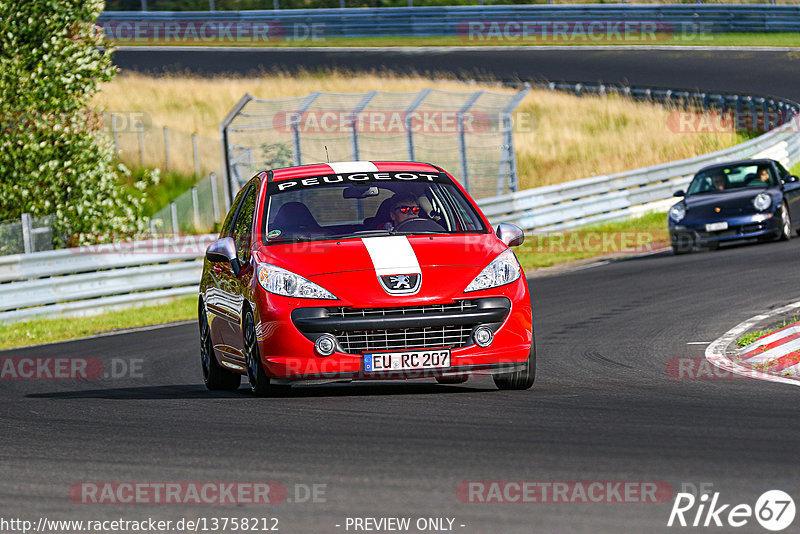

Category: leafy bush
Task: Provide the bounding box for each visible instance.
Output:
[0,0,155,246]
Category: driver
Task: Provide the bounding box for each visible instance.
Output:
[711,173,727,191]
[757,167,771,183]
[383,193,420,231]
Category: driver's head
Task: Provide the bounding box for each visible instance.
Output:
[758,167,771,182]
[712,173,726,191]
[389,193,420,226]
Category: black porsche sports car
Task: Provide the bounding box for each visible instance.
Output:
[668,159,800,254]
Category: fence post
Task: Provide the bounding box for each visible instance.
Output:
[219,94,254,209]
[192,133,200,176]
[209,0,215,9]
[404,88,431,161]
[111,114,119,157]
[497,86,530,195]
[163,126,171,172]
[349,91,378,162]
[170,202,179,234]
[191,186,200,231]
[137,121,144,167]
[210,172,220,223]
[21,213,33,254]
[458,91,484,193]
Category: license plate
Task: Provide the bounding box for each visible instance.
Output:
[364,349,451,372]
[705,221,729,232]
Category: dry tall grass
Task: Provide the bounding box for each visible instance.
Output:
[93,71,744,190]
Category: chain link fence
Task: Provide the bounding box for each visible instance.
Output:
[0,214,56,256]
[106,112,221,177]
[220,87,530,204]
[149,171,229,234]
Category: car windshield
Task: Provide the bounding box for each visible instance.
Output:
[687,163,777,195]
[262,170,486,243]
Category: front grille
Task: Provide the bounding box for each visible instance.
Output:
[327,300,477,318]
[336,325,473,354]
[328,301,478,354]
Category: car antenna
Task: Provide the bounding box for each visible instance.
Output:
[324,146,330,163]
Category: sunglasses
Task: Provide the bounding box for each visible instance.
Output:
[395,206,420,214]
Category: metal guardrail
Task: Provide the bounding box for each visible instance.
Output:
[476,82,800,231]
[98,5,800,35]
[0,235,214,323]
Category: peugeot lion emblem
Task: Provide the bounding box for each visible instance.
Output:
[379,273,421,295]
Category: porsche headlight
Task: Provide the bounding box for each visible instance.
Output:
[753,193,772,211]
[465,249,521,293]
[257,264,337,300]
[669,203,686,222]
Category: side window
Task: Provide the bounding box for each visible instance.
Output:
[220,185,249,237]
[232,181,259,263]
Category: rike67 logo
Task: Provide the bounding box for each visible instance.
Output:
[668,489,795,531]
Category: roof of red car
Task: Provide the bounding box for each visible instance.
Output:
[269,161,442,182]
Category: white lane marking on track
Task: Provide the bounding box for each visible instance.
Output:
[361,236,421,277]
[328,161,378,173]
[705,300,800,387]
[686,341,711,345]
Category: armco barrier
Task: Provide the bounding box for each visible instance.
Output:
[98,5,800,37]
[0,235,214,323]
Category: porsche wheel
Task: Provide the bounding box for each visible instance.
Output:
[200,301,241,391]
[779,202,792,241]
[243,309,287,397]
[493,341,536,390]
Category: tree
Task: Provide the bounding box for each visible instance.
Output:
[0,0,154,246]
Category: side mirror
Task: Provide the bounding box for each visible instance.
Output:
[496,223,524,247]
[784,175,799,184]
[673,190,685,197]
[206,237,241,276]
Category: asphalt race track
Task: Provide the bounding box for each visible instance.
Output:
[113,47,800,102]
[2,48,800,533]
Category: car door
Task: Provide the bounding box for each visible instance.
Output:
[205,182,252,361]
[774,161,800,224]
[225,178,260,356]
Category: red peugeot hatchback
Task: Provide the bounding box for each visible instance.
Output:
[199,161,534,395]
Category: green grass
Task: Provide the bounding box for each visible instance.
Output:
[515,211,669,270]
[112,33,800,49]
[0,296,197,351]
[123,168,199,217]
[737,316,800,348]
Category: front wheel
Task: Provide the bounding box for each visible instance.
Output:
[243,309,288,397]
[493,341,536,390]
[199,301,241,391]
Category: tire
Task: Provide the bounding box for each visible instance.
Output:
[243,309,288,397]
[493,340,536,391]
[671,234,693,255]
[436,375,469,385]
[199,300,241,391]
[779,202,792,241]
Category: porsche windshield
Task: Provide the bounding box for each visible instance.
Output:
[263,171,487,243]
[687,163,778,195]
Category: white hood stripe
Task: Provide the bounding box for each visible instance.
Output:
[328,161,378,174]
[361,236,421,276]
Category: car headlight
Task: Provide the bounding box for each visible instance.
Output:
[464,249,521,293]
[669,203,686,222]
[257,263,337,300]
[753,193,772,211]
